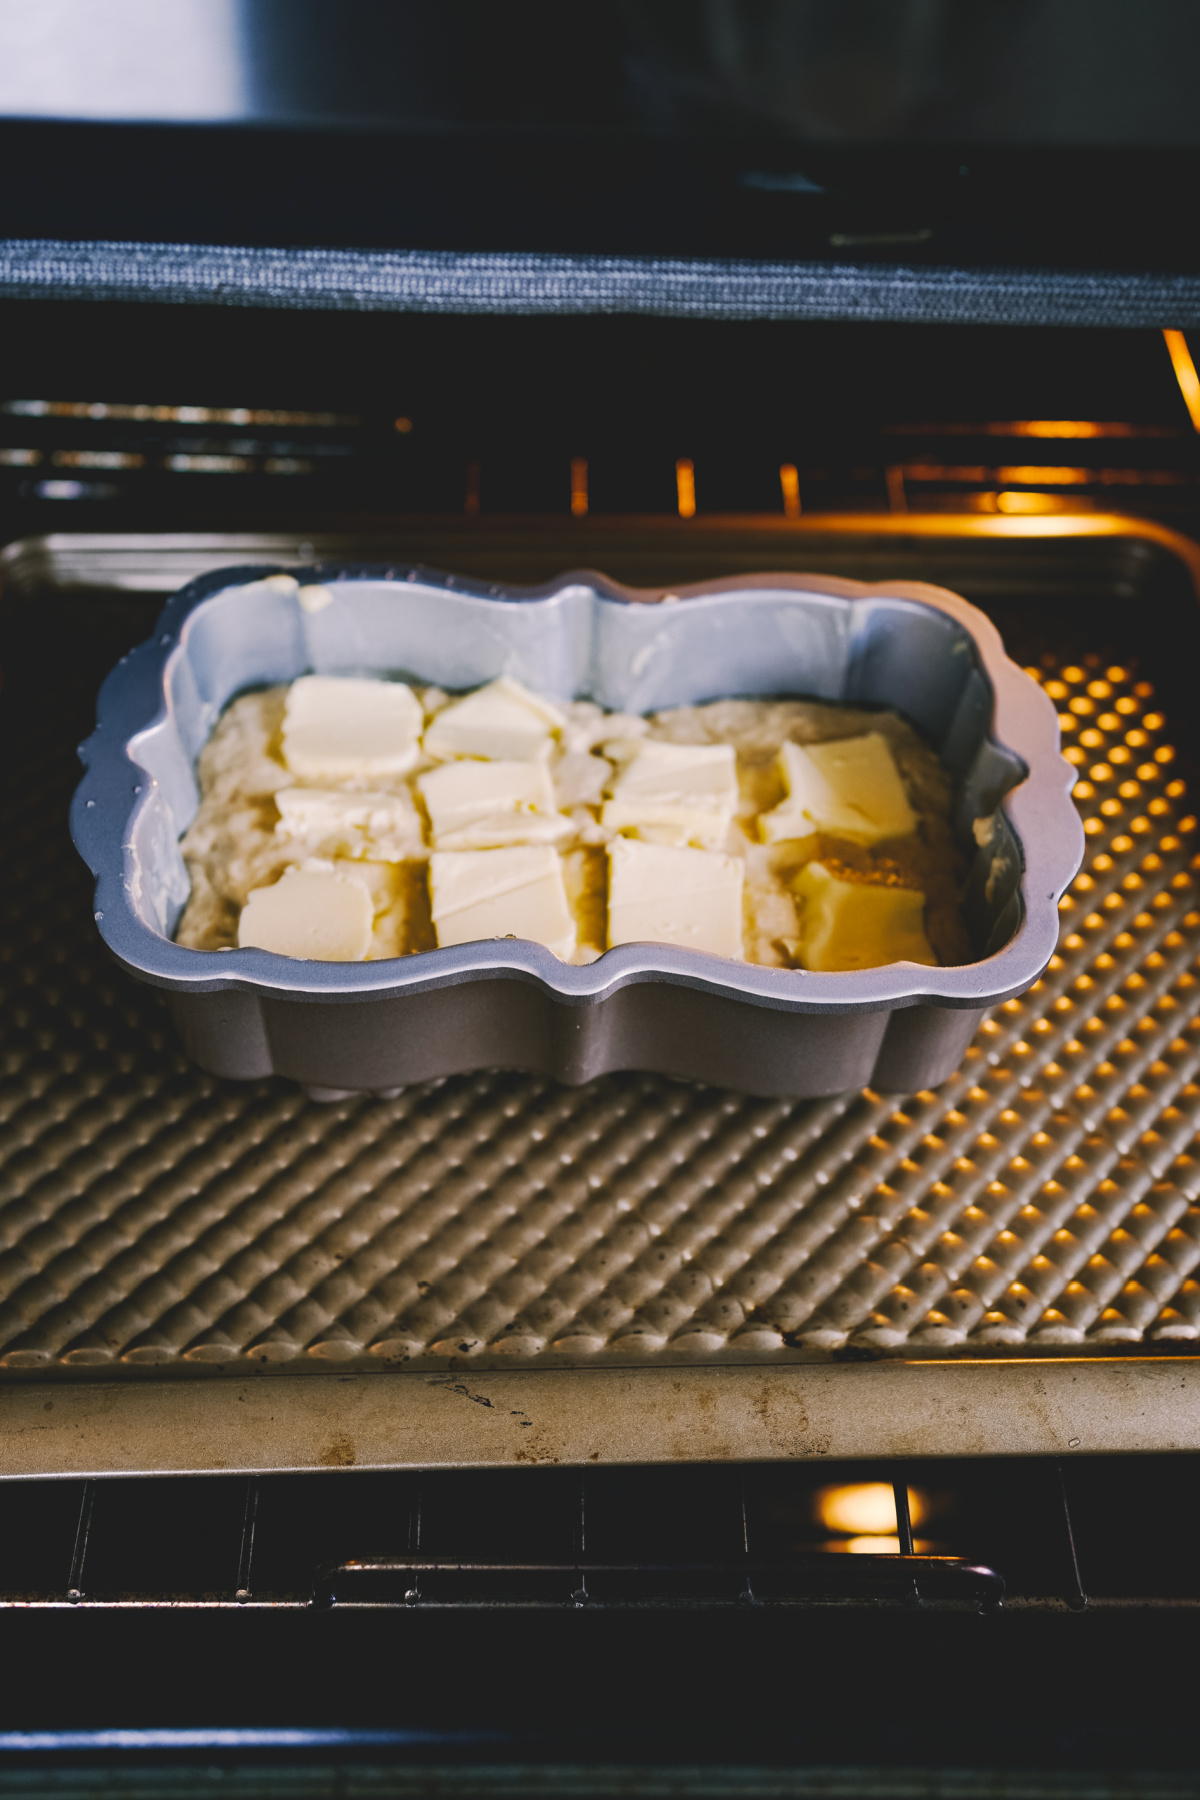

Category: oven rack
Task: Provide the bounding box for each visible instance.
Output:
[2,1453,1190,1612]
[3,319,1200,537]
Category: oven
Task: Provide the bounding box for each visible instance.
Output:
[1,6,1200,1796]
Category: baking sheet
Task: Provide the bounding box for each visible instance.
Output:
[0,514,1197,1472]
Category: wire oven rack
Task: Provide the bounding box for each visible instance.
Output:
[4,1450,1189,1610]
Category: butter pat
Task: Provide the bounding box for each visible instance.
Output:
[238,865,373,960]
[331,859,407,959]
[418,758,571,850]
[331,857,402,916]
[602,741,738,849]
[607,837,743,959]
[791,861,935,971]
[423,676,565,762]
[760,732,916,846]
[282,675,422,780]
[429,846,576,959]
[275,787,424,861]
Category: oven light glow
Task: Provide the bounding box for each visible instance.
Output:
[815,1481,927,1536]
[995,466,1091,485]
[675,458,696,519]
[1007,421,1111,439]
[571,457,588,518]
[779,463,801,519]
[882,420,1175,440]
[996,491,1060,514]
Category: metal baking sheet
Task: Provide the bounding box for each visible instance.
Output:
[0,513,1198,1475]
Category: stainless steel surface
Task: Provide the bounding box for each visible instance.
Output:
[1,1359,1199,1478]
[0,516,1196,1475]
[70,561,1078,1097]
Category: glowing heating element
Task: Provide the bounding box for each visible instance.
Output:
[570,457,588,518]
[779,463,801,519]
[675,458,696,519]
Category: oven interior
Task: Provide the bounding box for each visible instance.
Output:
[0,298,1199,1790]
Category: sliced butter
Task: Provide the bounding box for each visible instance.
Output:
[275,786,424,861]
[760,732,916,846]
[423,676,565,762]
[791,861,936,972]
[607,836,743,959]
[331,857,403,916]
[429,846,576,959]
[601,740,737,849]
[331,859,407,960]
[282,675,422,780]
[238,865,373,960]
[418,757,571,850]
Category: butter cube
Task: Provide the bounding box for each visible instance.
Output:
[602,740,737,849]
[607,836,743,959]
[282,675,422,780]
[429,846,576,959]
[760,732,916,846]
[423,676,565,762]
[418,758,571,850]
[791,861,936,971]
[331,859,407,960]
[238,865,373,960]
[275,786,424,861]
[332,857,402,916]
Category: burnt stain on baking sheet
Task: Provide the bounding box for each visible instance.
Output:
[751,1380,832,1459]
[427,1377,504,1410]
[427,1377,540,1445]
[665,1381,733,1462]
[513,1439,563,1464]
[319,1434,356,1467]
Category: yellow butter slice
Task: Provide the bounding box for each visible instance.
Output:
[602,740,737,849]
[429,846,576,959]
[423,676,565,762]
[760,732,917,846]
[418,757,571,850]
[607,836,743,959]
[791,861,935,972]
[238,866,373,961]
[282,675,422,780]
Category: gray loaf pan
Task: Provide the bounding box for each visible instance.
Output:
[70,563,1084,1099]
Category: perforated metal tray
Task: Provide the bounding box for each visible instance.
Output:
[1,515,1199,1477]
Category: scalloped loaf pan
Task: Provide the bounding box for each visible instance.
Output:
[70,564,1083,1098]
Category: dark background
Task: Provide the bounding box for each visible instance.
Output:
[3,0,1200,270]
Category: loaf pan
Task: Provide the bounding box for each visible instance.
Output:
[70,563,1082,1098]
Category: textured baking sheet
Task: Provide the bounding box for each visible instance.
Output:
[1,520,1199,1397]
